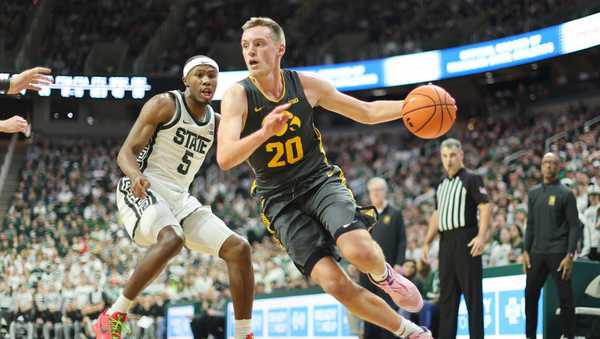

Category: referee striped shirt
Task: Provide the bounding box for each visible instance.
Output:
[435,168,489,232]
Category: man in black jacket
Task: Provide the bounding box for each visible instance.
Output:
[359,177,407,339]
[524,152,580,339]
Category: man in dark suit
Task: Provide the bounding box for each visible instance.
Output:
[359,177,407,339]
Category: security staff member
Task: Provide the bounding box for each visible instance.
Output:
[524,153,580,339]
[1,67,52,134]
[422,138,491,339]
[359,177,407,339]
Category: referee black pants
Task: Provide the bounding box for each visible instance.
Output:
[525,252,575,338]
[438,227,484,339]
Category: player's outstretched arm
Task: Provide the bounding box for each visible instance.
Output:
[299,72,404,125]
[117,93,174,182]
[217,84,290,170]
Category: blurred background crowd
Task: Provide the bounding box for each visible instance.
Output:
[1,0,600,338]
[0,101,597,337]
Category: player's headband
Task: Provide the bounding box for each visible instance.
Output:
[183,56,219,78]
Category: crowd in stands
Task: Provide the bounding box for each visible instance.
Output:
[5,0,593,74]
[153,0,598,75]
[151,0,595,74]
[150,0,302,74]
[39,0,171,74]
[0,96,597,336]
[0,1,33,52]
[0,1,598,338]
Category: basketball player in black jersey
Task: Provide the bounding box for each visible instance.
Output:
[218,17,433,339]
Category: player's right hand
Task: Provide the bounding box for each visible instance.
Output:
[131,175,151,199]
[260,103,292,138]
[522,251,531,273]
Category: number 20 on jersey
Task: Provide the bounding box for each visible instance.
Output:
[266,136,303,168]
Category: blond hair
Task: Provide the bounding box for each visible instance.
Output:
[242,17,286,45]
[441,138,462,150]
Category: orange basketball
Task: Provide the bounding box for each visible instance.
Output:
[401,84,457,139]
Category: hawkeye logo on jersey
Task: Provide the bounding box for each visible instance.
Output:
[173,127,211,154]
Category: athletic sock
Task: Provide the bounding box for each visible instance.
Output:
[369,262,389,282]
[107,294,134,315]
[394,318,422,337]
[235,319,252,339]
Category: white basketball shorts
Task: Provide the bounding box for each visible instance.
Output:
[115,176,234,256]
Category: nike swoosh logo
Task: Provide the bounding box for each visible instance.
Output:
[254,106,263,112]
[183,119,194,125]
[341,219,358,228]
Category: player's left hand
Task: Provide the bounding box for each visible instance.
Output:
[557,254,573,280]
[0,115,28,133]
[8,67,53,94]
[467,234,486,257]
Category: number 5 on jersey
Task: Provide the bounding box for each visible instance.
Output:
[266,136,303,168]
[178,150,194,174]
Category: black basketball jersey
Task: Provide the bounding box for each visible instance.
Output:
[240,70,329,192]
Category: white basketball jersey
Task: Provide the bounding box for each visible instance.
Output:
[137,90,215,192]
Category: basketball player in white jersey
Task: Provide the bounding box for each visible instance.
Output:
[93,56,255,339]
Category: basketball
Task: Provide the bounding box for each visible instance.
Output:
[402,84,457,139]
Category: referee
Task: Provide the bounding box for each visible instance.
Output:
[422,138,491,339]
[1,66,52,134]
[359,177,407,339]
[524,153,579,339]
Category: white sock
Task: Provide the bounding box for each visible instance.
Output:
[394,318,422,338]
[107,295,134,315]
[369,263,389,282]
[235,319,252,339]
